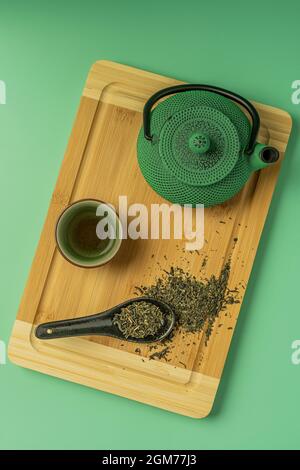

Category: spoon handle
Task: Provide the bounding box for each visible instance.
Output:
[35,311,113,340]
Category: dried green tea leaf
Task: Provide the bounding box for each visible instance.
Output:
[113,301,164,339]
[136,262,235,343]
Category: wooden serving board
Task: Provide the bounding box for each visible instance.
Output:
[8,61,292,418]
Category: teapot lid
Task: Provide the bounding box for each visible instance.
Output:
[159,104,242,186]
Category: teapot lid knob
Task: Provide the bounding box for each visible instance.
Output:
[188,132,211,154]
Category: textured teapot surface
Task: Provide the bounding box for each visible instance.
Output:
[137,87,278,207]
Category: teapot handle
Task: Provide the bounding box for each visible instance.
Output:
[143,84,260,155]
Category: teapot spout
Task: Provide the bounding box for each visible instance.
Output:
[248,143,280,170]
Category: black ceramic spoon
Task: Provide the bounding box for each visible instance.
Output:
[35,297,175,343]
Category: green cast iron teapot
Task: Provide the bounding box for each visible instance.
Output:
[137,84,279,207]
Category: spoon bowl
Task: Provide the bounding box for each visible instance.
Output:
[35,297,175,343]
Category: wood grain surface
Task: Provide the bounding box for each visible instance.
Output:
[8,61,292,417]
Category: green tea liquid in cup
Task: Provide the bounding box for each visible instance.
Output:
[55,199,123,268]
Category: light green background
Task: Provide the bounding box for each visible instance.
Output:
[0,0,299,450]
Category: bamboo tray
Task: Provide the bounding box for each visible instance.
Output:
[8,61,292,418]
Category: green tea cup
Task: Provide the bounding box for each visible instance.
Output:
[55,199,123,268]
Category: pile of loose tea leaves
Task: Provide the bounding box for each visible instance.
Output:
[136,262,237,342]
[113,301,164,339]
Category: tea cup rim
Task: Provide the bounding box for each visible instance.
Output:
[55,198,123,269]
